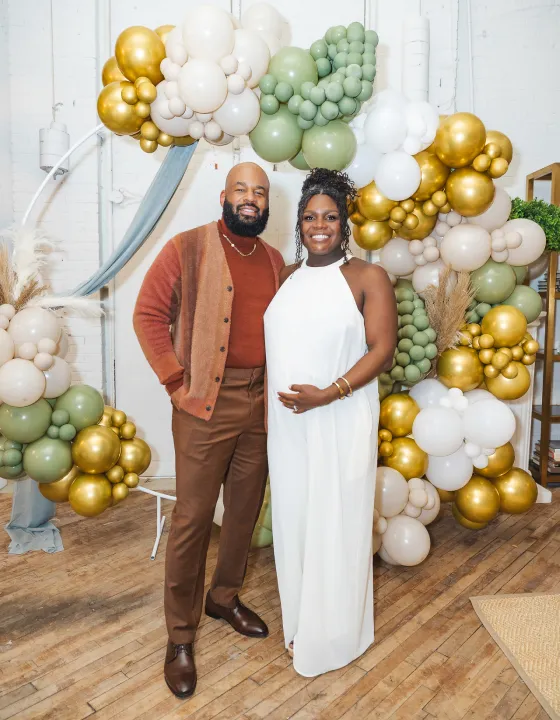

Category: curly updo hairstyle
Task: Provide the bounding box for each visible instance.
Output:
[295,168,358,265]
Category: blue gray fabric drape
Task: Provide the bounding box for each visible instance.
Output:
[5,479,63,554]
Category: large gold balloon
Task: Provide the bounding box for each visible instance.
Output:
[413,151,450,201]
[69,474,113,517]
[452,503,488,530]
[492,468,538,514]
[445,168,495,217]
[353,220,393,251]
[72,426,122,474]
[455,475,501,524]
[115,26,165,84]
[356,181,397,221]
[437,347,484,392]
[476,443,515,479]
[102,57,126,86]
[481,306,527,347]
[485,362,530,400]
[437,488,456,503]
[397,202,438,240]
[434,112,486,168]
[384,437,428,481]
[485,130,513,163]
[380,393,420,437]
[39,465,80,503]
[97,81,144,136]
[120,437,151,474]
[155,24,175,45]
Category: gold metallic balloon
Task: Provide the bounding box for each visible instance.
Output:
[479,334,495,349]
[97,81,144,136]
[356,182,397,221]
[502,362,519,379]
[434,112,487,168]
[440,202,452,214]
[492,467,538,514]
[484,364,500,379]
[124,472,140,488]
[140,121,160,141]
[106,465,125,484]
[479,348,495,365]
[523,339,539,355]
[137,81,157,104]
[99,406,114,427]
[485,143,500,159]
[437,347,484,392]
[72,426,122,474]
[174,135,197,147]
[437,488,456,503]
[511,345,524,361]
[120,438,151,474]
[445,168,495,217]
[115,26,166,84]
[397,203,438,240]
[379,442,393,458]
[401,199,415,213]
[413,151,450,201]
[155,24,175,45]
[112,410,127,428]
[121,83,138,105]
[455,474,501,524]
[452,503,488,530]
[390,206,407,223]
[69,474,113,517]
[135,101,151,119]
[403,213,420,229]
[353,220,393,251]
[477,443,515,479]
[481,306,527,347]
[140,138,158,154]
[489,158,509,179]
[486,130,513,163]
[472,154,491,173]
[102,57,127,86]
[111,426,121,434]
[39,465,80,503]
[120,422,137,440]
[350,211,366,226]
[378,429,393,442]
[423,200,439,217]
[432,190,447,208]
[379,393,420,437]
[112,482,130,504]
[384,437,428,481]
[522,354,536,366]
[485,362,530,400]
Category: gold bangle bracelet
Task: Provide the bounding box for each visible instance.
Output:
[332,381,346,399]
[340,376,353,397]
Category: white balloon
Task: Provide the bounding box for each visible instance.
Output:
[418,482,441,525]
[213,87,260,136]
[378,544,399,565]
[150,83,191,137]
[382,515,431,566]
[0,328,15,367]
[0,358,46,406]
[204,120,223,141]
[34,352,53,371]
[375,151,421,201]
[188,120,205,140]
[409,379,448,409]
[8,307,61,350]
[241,3,283,40]
[408,101,439,149]
[259,30,282,57]
[345,142,381,188]
[165,27,184,54]
[499,219,546,266]
[412,407,464,457]
[404,502,422,518]
[409,488,428,508]
[426,446,473,491]
[468,187,512,232]
[227,73,246,95]
[220,55,238,75]
[464,388,493,405]
[178,59,228,114]
[161,58,181,81]
[164,81,180,100]
[0,304,16,320]
[375,466,409,518]
[183,5,235,62]
[463,399,516,448]
[207,132,235,146]
[232,29,270,88]
[17,342,37,360]
[364,106,407,153]
[43,356,71,399]
[0,316,8,330]
[237,61,252,81]
[440,224,491,272]
[412,259,456,295]
[182,107,194,119]
[379,237,416,277]
[169,97,186,117]
[402,135,422,156]
[168,42,188,67]
[424,246,440,263]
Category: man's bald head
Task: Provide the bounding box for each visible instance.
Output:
[220,162,270,237]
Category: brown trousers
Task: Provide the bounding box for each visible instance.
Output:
[165,367,268,644]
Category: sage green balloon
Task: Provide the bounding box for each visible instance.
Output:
[0,399,52,444]
[309,86,326,106]
[470,260,517,304]
[349,40,364,54]
[362,52,376,66]
[503,285,543,323]
[362,64,376,82]
[313,109,329,127]
[54,384,104,431]
[365,29,379,46]
[259,74,277,95]
[359,81,373,102]
[260,94,279,115]
[316,58,331,78]
[274,81,293,103]
[331,25,347,43]
[299,99,317,121]
[346,64,363,79]
[336,39,350,53]
[347,52,362,67]
[327,43,337,60]
[333,52,348,69]
[287,94,303,115]
[249,104,303,163]
[23,436,73,484]
[338,96,357,116]
[512,265,528,284]
[301,81,315,100]
[320,100,339,121]
[0,463,24,480]
[326,82,344,103]
[343,76,362,98]
[347,21,366,43]
[298,116,314,130]
[289,149,310,171]
[310,39,328,60]
[302,120,357,171]
[269,47,318,94]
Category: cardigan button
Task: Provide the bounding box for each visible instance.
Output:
[206,405,211,412]
[224,318,229,323]
[220,346,225,352]
[215,377,220,383]
[227,286,232,292]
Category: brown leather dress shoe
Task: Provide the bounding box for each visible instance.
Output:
[205,594,269,638]
[164,641,197,698]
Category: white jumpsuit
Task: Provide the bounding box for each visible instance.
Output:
[264,257,379,677]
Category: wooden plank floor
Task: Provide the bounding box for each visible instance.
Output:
[0,489,558,720]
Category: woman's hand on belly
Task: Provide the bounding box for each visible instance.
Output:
[277,383,339,414]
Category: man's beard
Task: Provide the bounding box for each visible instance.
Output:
[222,199,269,238]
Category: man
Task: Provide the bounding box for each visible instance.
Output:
[134,162,284,698]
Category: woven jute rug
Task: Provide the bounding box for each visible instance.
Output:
[471,593,560,719]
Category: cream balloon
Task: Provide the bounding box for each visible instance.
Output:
[178,59,228,114]
[412,407,464,456]
[499,218,546,266]
[418,482,441,525]
[259,31,282,57]
[232,29,270,89]
[34,352,54,371]
[375,466,409,518]
[56,330,69,359]
[0,329,15,367]
[0,358,46,407]
[151,81,192,136]
[382,515,431,566]
[440,224,491,272]
[241,3,283,40]
[8,307,61,349]
[412,258,456,295]
[463,399,516,448]
[409,378,449,409]
[379,237,416,277]
[43,356,72,399]
[0,304,15,319]
[372,532,383,555]
[467,187,512,232]
[378,545,399,565]
[375,151,422,201]
[182,5,235,62]
[213,87,260,136]
[426,446,473,491]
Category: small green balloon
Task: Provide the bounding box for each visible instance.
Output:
[337,39,350,53]
[326,82,344,103]
[398,300,415,314]
[23,436,73,484]
[260,94,280,115]
[269,47,318,94]
[313,109,329,127]
[51,409,70,427]
[425,328,437,343]
[299,99,318,121]
[47,425,60,439]
[0,399,52,444]
[424,343,438,360]
[413,331,429,347]
[259,74,277,94]
[395,288,414,302]
[289,149,310,170]
[349,40,364,54]
[347,52,362,67]
[331,25,347,43]
[298,116,315,130]
[3,449,22,466]
[475,302,492,317]
[53,385,104,432]
[503,285,543,323]
[412,308,426,317]
[325,28,335,44]
[362,52,376,66]
[401,314,414,326]
[359,81,373,102]
[302,120,357,171]
[287,94,303,115]
[404,364,422,383]
[365,29,379,46]
[327,43,338,60]
[363,42,375,54]
[347,21,366,43]
[413,315,430,331]
[310,39,328,59]
[398,338,414,353]
[320,100,339,121]
[0,463,24,480]
[343,76,362,98]
[316,58,331,77]
[409,345,426,362]
[391,366,405,382]
[512,265,529,284]
[301,81,315,100]
[362,64,376,82]
[4,440,22,450]
[396,352,411,367]
[416,358,432,374]
[401,326,417,340]
[470,259,517,304]
[59,424,77,442]
[309,86,326,106]
[465,310,481,324]
[331,72,344,84]
[333,52,348,69]
[249,104,304,163]
[274,81,294,103]
[338,96,357,115]
[346,64,362,79]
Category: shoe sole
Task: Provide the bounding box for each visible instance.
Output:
[205,608,269,638]
[165,677,196,699]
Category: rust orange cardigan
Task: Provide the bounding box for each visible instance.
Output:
[133,221,284,421]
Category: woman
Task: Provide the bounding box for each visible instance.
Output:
[264,169,397,677]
